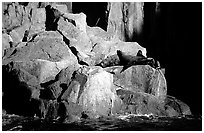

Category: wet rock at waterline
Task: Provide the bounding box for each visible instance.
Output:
[2,2,191,122]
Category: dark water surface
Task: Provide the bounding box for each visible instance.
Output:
[2,114,202,131]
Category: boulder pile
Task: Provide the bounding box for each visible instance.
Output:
[2,2,191,122]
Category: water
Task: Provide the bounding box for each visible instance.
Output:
[2,114,202,131]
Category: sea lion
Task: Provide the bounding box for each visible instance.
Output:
[97,50,160,72]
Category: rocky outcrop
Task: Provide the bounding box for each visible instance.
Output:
[2,2,191,122]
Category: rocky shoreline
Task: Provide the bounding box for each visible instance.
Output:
[2,2,191,123]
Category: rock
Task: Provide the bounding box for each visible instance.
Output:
[27,2,39,9]
[56,66,78,85]
[2,33,12,57]
[107,2,125,41]
[51,3,69,13]
[58,11,147,67]
[78,67,119,118]
[67,81,81,103]
[2,61,40,97]
[40,81,63,100]
[111,65,167,102]
[58,14,93,64]
[2,30,80,118]
[55,2,72,13]
[3,31,79,75]
[165,95,191,116]
[92,40,147,66]
[2,3,22,30]
[40,100,59,119]
[16,42,27,48]
[58,17,80,41]
[40,65,78,100]
[62,12,91,49]
[87,26,113,42]
[60,81,77,102]
[107,2,144,41]
[31,31,71,61]
[116,89,166,116]
[62,101,82,122]
[2,2,46,43]
[30,8,46,34]
[2,63,42,116]
[9,24,29,45]
[165,105,179,117]
[60,69,87,103]
[2,2,192,120]
[63,13,87,33]
[97,49,152,68]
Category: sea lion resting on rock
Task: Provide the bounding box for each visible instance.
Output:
[97,50,161,72]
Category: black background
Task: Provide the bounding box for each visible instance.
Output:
[143,2,202,116]
[72,2,202,116]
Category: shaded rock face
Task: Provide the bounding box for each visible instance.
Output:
[2,2,191,122]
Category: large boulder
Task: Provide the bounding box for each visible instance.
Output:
[59,12,93,54]
[77,66,120,118]
[115,88,191,117]
[57,14,94,65]
[164,95,191,116]
[116,89,167,116]
[3,31,79,83]
[29,7,46,35]
[2,31,79,117]
[105,65,167,102]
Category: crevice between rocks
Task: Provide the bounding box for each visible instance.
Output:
[45,5,60,31]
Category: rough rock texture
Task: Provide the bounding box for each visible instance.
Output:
[2,2,191,122]
[111,65,167,102]
[78,67,118,118]
[116,89,166,116]
[57,9,147,66]
[107,2,144,41]
[165,95,192,116]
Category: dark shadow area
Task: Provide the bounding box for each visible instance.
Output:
[2,65,39,116]
[72,2,108,31]
[45,5,59,31]
[143,2,202,115]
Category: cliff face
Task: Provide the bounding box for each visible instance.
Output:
[107,2,144,42]
[2,2,191,122]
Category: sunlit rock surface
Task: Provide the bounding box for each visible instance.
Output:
[2,2,191,124]
[78,67,118,118]
[111,65,167,102]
